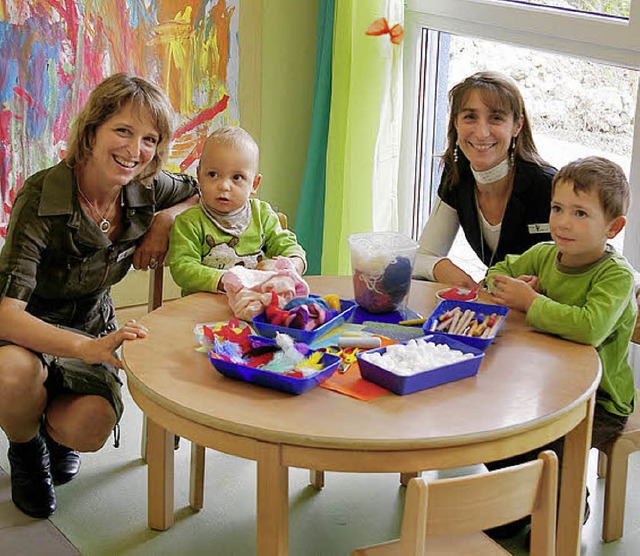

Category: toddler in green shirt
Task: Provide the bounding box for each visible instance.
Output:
[169,126,307,295]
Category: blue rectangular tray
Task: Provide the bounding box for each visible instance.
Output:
[422,299,509,351]
[357,333,485,395]
[208,337,341,395]
[252,297,356,344]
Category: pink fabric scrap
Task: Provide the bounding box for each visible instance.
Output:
[221,258,310,321]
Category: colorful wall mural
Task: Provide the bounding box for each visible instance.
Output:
[0,0,239,247]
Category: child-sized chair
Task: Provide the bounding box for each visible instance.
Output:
[351,450,558,556]
[597,387,640,542]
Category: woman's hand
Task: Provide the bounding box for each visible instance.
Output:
[433,258,477,289]
[133,212,172,270]
[80,320,149,369]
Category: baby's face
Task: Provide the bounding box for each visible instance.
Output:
[198,141,261,213]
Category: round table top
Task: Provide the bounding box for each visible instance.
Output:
[122,276,600,451]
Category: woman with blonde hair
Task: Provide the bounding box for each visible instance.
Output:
[0,73,198,518]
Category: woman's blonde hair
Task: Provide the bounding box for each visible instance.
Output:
[441,71,548,189]
[66,73,175,183]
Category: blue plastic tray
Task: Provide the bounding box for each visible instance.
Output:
[422,299,509,351]
[350,305,422,325]
[208,337,341,395]
[252,297,356,344]
[357,333,485,395]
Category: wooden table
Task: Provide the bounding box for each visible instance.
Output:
[122,276,600,556]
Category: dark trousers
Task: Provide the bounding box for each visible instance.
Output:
[486,402,627,473]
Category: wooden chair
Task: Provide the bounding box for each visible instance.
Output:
[595,323,640,542]
[597,390,640,542]
[351,450,558,556]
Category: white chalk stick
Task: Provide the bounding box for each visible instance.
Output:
[338,336,382,349]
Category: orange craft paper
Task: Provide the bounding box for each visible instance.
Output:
[319,336,395,401]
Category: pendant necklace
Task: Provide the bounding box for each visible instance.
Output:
[478,217,498,269]
[475,167,514,267]
[78,187,121,233]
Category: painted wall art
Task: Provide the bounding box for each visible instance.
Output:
[0,0,240,247]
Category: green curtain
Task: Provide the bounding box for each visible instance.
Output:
[296,0,403,276]
[294,0,335,275]
[321,0,401,275]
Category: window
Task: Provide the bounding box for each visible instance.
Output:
[400,0,640,278]
[497,0,631,18]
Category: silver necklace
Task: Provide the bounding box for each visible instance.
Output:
[478,217,498,269]
[475,191,502,269]
[78,187,121,233]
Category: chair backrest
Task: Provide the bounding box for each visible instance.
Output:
[148,210,289,312]
[399,450,558,556]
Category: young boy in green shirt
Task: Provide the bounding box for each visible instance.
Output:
[488,156,636,439]
[486,157,636,537]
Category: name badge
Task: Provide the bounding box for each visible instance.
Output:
[528,223,550,234]
[116,246,136,262]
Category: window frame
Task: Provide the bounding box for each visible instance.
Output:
[399,0,640,270]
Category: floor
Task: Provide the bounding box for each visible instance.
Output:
[2,305,640,555]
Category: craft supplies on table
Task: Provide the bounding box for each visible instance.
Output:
[252,296,356,344]
[348,232,418,313]
[194,318,254,352]
[350,304,422,325]
[422,300,509,351]
[357,333,485,395]
[436,285,480,302]
[208,334,341,395]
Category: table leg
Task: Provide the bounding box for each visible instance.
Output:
[189,442,206,510]
[557,394,595,555]
[257,443,288,556]
[147,417,175,530]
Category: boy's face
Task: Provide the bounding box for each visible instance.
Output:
[550,179,625,267]
[197,140,261,213]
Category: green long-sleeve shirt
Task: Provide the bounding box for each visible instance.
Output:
[488,242,637,416]
[169,199,307,295]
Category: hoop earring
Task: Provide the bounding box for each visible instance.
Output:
[510,137,517,165]
[454,142,459,163]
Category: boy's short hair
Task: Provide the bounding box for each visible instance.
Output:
[204,126,259,164]
[552,156,630,220]
[66,73,175,184]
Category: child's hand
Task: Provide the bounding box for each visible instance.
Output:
[490,274,539,313]
[255,259,279,271]
[517,274,541,292]
[255,256,305,275]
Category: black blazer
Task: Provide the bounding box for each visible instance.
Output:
[439,160,556,266]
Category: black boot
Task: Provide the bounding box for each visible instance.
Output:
[8,434,57,518]
[41,425,81,485]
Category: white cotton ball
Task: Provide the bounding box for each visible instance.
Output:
[361,340,473,376]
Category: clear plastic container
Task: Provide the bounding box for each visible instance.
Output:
[348,232,419,313]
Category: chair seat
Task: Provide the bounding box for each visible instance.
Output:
[352,532,510,555]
